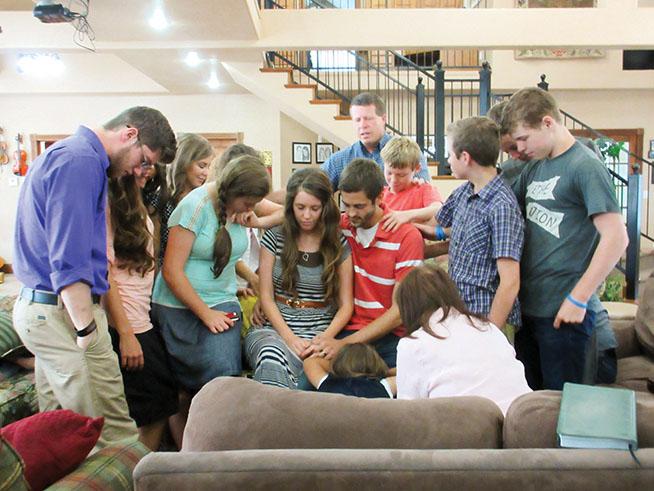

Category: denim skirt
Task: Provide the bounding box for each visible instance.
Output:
[152,301,242,393]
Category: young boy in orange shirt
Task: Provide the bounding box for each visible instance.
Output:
[379,136,442,232]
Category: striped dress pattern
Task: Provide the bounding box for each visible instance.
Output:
[245,226,350,389]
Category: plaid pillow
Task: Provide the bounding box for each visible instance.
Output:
[47,440,149,490]
[0,435,30,491]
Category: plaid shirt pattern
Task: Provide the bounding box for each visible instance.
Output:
[438,174,524,326]
[320,133,431,189]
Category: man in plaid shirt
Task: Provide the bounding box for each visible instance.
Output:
[420,117,523,330]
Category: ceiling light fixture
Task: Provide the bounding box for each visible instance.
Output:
[206,58,220,89]
[185,51,201,67]
[17,53,65,76]
[149,4,169,30]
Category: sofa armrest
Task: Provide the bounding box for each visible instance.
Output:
[46,440,149,490]
[504,390,654,449]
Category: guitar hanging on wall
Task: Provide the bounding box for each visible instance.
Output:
[0,127,9,167]
[12,133,28,176]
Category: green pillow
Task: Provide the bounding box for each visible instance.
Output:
[0,309,23,360]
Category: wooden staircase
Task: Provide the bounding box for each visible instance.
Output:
[260,67,351,122]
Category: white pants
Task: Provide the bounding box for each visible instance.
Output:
[13,296,137,449]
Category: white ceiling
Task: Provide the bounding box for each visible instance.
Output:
[0,0,261,95]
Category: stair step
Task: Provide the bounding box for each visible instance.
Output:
[334,115,351,121]
[310,99,342,105]
[285,83,317,89]
[260,67,292,74]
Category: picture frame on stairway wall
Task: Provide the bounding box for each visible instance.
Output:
[316,143,334,163]
[292,142,312,164]
[514,0,604,60]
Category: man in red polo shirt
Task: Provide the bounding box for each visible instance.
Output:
[314,158,424,368]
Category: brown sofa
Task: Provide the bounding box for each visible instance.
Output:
[134,287,654,490]
[134,376,654,490]
[609,276,654,392]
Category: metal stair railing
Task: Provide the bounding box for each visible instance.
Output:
[260,0,490,174]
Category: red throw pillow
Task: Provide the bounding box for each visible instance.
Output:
[0,409,103,491]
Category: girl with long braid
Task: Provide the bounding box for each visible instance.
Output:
[151,154,270,393]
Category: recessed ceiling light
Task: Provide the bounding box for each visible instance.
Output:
[149,6,169,30]
[17,53,64,76]
[185,51,201,67]
[206,58,220,89]
[206,71,220,89]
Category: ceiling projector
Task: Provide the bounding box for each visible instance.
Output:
[33,2,75,23]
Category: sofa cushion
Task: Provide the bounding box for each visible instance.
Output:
[184,377,503,452]
[615,356,654,393]
[0,307,22,360]
[503,390,654,448]
[635,274,654,358]
[0,363,36,428]
[0,409,103,491]
[613,318,642,359]
[46,440,149,491]
[0,435,29,491]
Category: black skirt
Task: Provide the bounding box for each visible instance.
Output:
[110,326,179,427]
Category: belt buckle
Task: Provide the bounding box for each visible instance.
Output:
[286,297,301,308]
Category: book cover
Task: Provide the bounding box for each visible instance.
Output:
[557,382,637,450]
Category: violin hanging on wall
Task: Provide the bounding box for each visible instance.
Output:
[0,128,9,166]
[12,133,28,176]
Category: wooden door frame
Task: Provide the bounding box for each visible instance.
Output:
[569,128,643,173]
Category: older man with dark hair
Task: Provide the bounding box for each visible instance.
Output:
[13,106,176,448]
[321,92,431,189]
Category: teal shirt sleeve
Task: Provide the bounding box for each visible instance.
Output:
[169,191,209,235]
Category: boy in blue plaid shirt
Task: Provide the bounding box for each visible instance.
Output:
[418,117,524,331]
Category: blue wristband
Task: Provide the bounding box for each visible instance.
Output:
[434,225,446,241]
[566,294,587,309]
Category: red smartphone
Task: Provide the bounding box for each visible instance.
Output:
[226,312,240,322]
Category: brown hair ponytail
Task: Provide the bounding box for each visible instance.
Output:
[211,154,270,278]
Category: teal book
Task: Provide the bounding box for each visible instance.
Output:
[557,383,637,450]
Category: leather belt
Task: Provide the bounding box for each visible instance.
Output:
[20,287,101,306]
[275,294,328,309]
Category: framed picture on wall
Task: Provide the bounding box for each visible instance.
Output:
[316,142,334,163]
[292,142,311,164]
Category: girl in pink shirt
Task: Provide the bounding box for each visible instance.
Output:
[104,166,179,450]
[395,264,531,415]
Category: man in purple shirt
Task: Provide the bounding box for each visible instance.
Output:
[13,107,176,448]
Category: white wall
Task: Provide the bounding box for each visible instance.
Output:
[0,93,282,263]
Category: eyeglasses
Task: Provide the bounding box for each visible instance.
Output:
[138,144,156,170]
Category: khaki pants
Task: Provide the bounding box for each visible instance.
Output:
[13,296,137,449]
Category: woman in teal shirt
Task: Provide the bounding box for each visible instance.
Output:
[152,155,270,392]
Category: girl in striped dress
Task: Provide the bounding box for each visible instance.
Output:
[245,168,353,389]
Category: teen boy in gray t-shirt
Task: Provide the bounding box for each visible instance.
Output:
[502,88,628,390]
